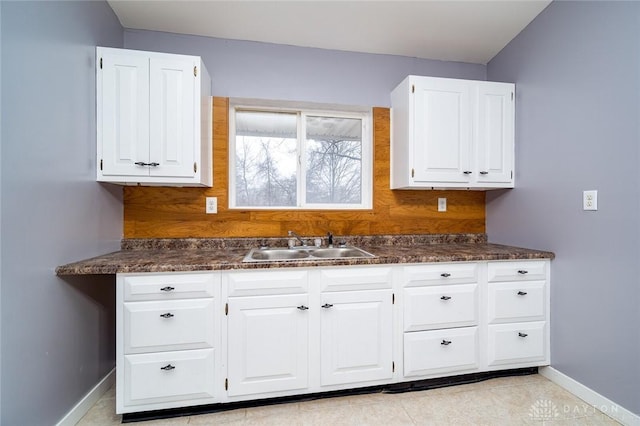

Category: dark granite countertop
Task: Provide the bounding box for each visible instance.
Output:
[55,234,554,276]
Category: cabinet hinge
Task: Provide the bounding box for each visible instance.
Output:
[392,293,395,304]
[225,378,228,390]
[194,66,197,77]
[511,92,514,101]
[392,361,395,373]
[100,159,103,171]
[193,162,197,173]
[511,170,513,179]
[411,84,415,94]
[411,168,414,178]
[225,303,228,316]
[99,57,102,69]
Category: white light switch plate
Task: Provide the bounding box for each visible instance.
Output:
[583,190,597,211]
[438,198,447,212]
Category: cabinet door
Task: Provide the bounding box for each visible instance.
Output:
[475,82,514,184]
[412,78,472,183]
[149,57,196,178]
[320,290,393,386]
[99,51,149,177]
[227,294,309,396]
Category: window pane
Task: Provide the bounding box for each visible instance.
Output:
[235,111,297,207]
[305,116,362,205]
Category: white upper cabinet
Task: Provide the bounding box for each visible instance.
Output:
[97,47,212,187]
[390,75,514,190]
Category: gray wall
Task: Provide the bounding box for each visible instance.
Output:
[487,1,640,416]
[1,1,123,424]
[124,29,486,107]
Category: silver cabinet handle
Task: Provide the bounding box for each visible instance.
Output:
[135,162,159,167]
[440,273,451,277]
[518,332,528,338]
[297,305,309,311]
[517,291,528,296]
[321,303,334,309]
[517,270,529,275]
[463,171,472,175]
[441,340,452,346]
[160,364,175,371]
[440,296,452,301]
[160,286,175,292]
[159,313,174,318]
[479,171,489,175]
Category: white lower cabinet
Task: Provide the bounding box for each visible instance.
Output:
[116,260,550,414]
[485,260,550,371]
[402,263,480,378]
[226,294,309,396]
[116,272,220,414]
[320,289,393,386]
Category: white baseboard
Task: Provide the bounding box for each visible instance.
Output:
[540,366,640,426]
[56,368,115,426]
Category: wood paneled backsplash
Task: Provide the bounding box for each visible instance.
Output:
[123,97,485,238]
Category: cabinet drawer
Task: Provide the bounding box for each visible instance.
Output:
[405,263,478,287]
[404,284,477,331]
[124,299,214,354]
[123,349,215,407]
[122,273,218,301]
[488,281,546,324]
[404,327,478,377]
[226,269,309,296]
[487,322,547,367]
[487,261,547,282]
[320,267,392,292]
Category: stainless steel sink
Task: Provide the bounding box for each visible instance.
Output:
[243,246,375,262]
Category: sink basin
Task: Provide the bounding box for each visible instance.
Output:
[243,246,375,262]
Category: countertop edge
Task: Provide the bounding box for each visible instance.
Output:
[55,243,555,276]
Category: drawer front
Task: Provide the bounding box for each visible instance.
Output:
[320,266,392,292]
[404,327,478,377]
[124,299,214,354]
[488,281,546,324]
[487,261,547,282]
[404,284,478,331]
[122,273,218,301]
[405,263,478,287]
[487,321,547,367]
[226,269,309,296]
[123,349,215,407]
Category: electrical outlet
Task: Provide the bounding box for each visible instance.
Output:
[206,197,218,214]
[583,190,597,211]
[438,198,447,212]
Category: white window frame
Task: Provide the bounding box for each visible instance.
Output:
[229,98,373,210]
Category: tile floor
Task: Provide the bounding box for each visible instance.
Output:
[77,374,621,425]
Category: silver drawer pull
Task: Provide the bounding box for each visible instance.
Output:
[297,305,309,311]
[440,296,452,301]
[440,273,451,278]
[517,270,528,275]
[160,364,175,371]
[518,332,528,338]
[479,171,489,175]
[441,339,452,346]
[160,286,175,292]
[321,303,333,309]
[159,313,174,318]
[517,291,528,296]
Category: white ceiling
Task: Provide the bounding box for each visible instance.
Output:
[107,0,551,65]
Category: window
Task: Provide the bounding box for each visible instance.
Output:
[229,100,372,209]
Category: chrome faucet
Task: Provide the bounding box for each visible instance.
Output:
[287,230,307,247]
